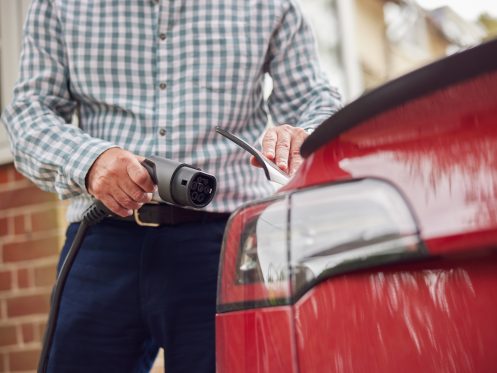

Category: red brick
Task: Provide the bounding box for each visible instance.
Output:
[0,325,17,347]
[0,271,12,291]
[9,349,40,371]
[0,165,9,185]
[12,169,26,182]
[0,300,6,320]
[17,268,32,289]
[6,293,50,317]
[0,185,55,210]
[0,353,5,372]
[0,217,8,237]
[33,265,56,287]
[13,215,26,235]
[21,323,36,343]
[30,208,59,232]
[3,237,59,263]
[37,321,46,341]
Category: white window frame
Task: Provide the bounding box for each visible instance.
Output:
[299,0,362,103]
[336,0,363,101]
[0,0,31,165]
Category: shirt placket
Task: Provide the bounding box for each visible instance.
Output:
[155,0,171,157]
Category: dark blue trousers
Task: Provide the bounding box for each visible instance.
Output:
[47,217,227,373]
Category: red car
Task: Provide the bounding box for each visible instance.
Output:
[216,39,497,372]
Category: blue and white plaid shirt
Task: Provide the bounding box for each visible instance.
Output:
[2,0,340,222]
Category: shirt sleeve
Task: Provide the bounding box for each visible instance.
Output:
[1,0,116,199]
[265,0,342,130]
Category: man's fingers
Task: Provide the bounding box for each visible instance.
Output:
[87,148,156,214]
[289,130,307,176]
[101,184,152,217]
[289,156,303,177]
[261,128,278,160]
[119,177,153,204]
[274,128,291,172]
[100,194,133,217]
[114,186,144,211]
[253,125,309,176]
[127,159,155,193]
[250,155,263,168]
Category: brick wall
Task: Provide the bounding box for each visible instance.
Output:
[0,163,165,372]
[0,163,65,372]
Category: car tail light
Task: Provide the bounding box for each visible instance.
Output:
[217,179,425,313]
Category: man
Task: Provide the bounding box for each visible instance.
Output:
[2,0,340,372]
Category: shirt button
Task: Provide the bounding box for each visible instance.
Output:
[159,33,167,41]
[159,128,167,136]
[159,82,167,90]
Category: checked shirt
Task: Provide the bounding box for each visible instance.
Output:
[2,0,341,222]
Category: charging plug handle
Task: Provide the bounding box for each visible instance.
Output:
[140,159,158,185]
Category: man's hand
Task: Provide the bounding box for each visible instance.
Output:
[251,125,308,177]
[86,148,155,217]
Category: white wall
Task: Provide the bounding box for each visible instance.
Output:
[0,0,31,164]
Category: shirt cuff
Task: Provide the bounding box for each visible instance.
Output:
[298,108,341,132]
[64,137,119,195]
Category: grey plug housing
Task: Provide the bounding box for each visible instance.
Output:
[142,156,216,208]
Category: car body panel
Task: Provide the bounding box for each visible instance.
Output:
[295,253,497,372]
[217,40,497,372]
[217,253,497,372]
[216,306,297,373]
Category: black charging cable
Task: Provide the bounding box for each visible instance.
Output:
[37,201,112,373]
